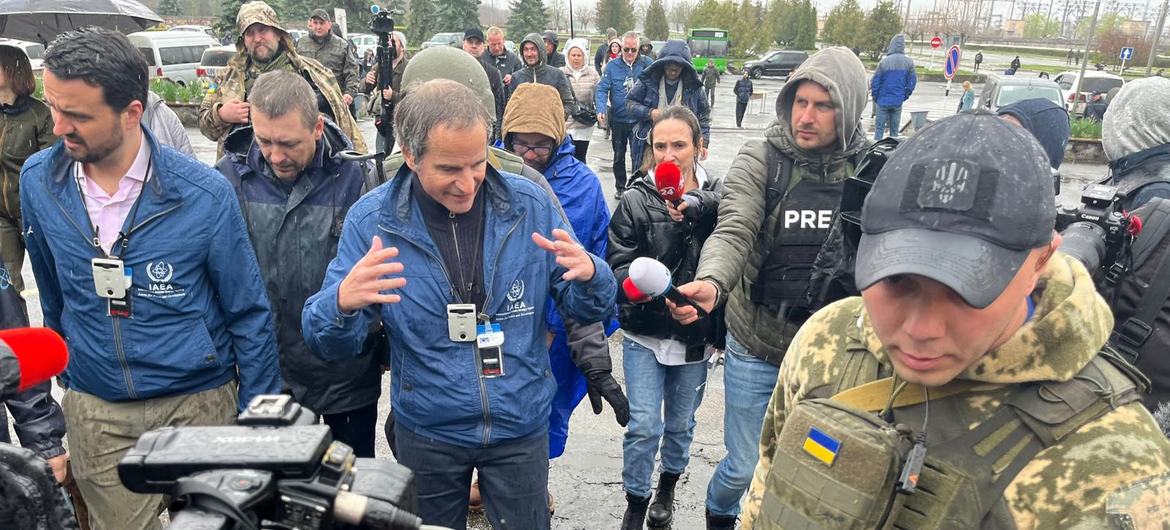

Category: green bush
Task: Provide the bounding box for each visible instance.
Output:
[1070,117,1102,139]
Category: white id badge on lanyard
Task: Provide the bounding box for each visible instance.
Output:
[476,321,505,378]
[92,257,127,299]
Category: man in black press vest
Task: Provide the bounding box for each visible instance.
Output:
[665,47,871,530]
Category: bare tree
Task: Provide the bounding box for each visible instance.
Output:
[574,2,595,32]
[668,0,696,32]
[548,0,567,31]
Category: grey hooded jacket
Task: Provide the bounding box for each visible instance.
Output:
[143,91,194,156]
[694,47,871,365]
[508,33,576,120]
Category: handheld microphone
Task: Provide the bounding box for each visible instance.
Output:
[628,257,709,318]
[621,277,653,304]
[0,328,69,399]
[654,161,683,204]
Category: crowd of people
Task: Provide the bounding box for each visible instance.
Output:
[3,2,1170,529]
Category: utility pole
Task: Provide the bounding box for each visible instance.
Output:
[1148,0,1168,75]
[1074,0,1103,108]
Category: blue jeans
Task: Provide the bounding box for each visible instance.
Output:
[874,104,902,140]
[394,425,551,529]
[622,338,708,498]
[705,333,780,516]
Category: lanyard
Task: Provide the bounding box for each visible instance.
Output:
[74,155,153,259]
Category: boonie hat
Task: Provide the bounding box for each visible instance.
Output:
[854,112,1056,308]
[309,8,331,21]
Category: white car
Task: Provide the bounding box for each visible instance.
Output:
[0,39,44,72]
[348,33,378,60]
[1053,70,1124,114]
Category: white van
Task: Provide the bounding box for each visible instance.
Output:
[0,39,45,72]
[128,31,218,85]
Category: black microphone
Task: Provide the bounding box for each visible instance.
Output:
[627,257,709,318]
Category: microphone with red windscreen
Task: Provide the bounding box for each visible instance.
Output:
[654,161,683,204]
[627,257,709,317]
[0,328,69,399]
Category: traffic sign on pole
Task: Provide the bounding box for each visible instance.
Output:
[1120,46,1134,60]
[931,36,942,48]
[944,44,962,96]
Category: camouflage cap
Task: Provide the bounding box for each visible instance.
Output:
[236,1,286,39]
[400,46,497,123]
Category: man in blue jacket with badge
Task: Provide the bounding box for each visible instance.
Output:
[20,28,281,530]
[303,79,617,530]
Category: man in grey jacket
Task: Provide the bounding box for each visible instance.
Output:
[508,32,575,121]
[143,91,193,156]
[667,47,870,530]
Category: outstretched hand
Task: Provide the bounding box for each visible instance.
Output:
[532,229,595,282]
[337,236,407,313]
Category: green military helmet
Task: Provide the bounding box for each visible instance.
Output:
[399,46,497,124]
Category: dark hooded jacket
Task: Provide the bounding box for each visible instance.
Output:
[216,120,383,415]
[694,47,871,365]
[870,34,917,107]
[626,40,711,146]
[997,98,1070,169]
[508,32,575,120]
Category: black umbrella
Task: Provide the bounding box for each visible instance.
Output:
[0,0,162,45]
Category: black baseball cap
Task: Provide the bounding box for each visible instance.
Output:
[309,8,330,21]
[464,27,485,42]
[854,112,1056,308]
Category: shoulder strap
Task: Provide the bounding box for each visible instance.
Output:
[1111,198,1170,361]
[762,143,794,219]
[831,378,996,412]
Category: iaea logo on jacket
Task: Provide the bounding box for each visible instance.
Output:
[140,260,186,300]
[498,279,534,321]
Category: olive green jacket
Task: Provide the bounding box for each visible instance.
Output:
[1,97,54,222]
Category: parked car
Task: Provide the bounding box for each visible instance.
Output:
[129,31,218,85]
[1053,70,1124,114]
[743,50,808,78]
[349,33,378,59]
[287,29,308,43]
[169,25,217,39]
[977,75,1064,113]
[197,45,236,83]
[0,38,44,72]
[421,32,462,49]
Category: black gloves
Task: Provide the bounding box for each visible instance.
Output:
[585,370,630,427]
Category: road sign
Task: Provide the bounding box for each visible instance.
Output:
[1120,46,1134,60]
[944,44,961,80]
[931,36,942,49]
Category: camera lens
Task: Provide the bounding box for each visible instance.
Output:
[1061,221,1107,273]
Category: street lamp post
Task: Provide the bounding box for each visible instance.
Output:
[1073,0,1104,112]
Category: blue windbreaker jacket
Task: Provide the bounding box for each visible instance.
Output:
[20,128,282,409]
[626,40,712,145]
[302,164,616,448]
[595,53,653,124]
[870,34,918,107]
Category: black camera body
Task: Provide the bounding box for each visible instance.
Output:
[1056,183,1137,283]
[118,395,419,530]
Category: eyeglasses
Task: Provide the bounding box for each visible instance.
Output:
[623,47,639,52]
[512,142,553,156]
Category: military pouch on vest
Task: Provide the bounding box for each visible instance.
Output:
[760,397,914,529]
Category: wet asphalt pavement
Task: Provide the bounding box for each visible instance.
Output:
[15,75,1107,530]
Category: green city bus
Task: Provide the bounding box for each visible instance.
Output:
[687,28,729,73]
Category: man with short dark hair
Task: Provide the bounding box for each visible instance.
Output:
[296,8,361,114]
[215,70,382,457]
[23,27,281,530]
[509,32,575,119]
[667,47,870,530]
[741,112,1170,529]
[200,1,366,154]
[302,79,616,530]
[596,31,653,199]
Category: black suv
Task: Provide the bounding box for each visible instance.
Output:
[743,50,809,79]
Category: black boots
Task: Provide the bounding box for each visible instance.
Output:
[646,472,681,527]
[705,509,737,530]
[621,492,651,530]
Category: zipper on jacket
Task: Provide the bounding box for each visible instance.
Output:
[44,177,182,400]
[449,212,494,448]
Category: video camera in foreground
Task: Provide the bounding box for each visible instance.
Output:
[117,395,431,530]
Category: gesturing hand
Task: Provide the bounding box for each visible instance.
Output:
[532,229,595,282]
[337,236,408,313]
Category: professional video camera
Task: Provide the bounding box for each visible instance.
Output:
[118,395,427,530]
[1055,183,1141,285]
[368,4,398,148]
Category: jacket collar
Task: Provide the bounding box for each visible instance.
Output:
[47,126,181,205]
[1109,142,1170,179]
[382,162,521,231]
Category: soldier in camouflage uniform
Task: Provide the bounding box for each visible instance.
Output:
[739,113,1170,529]
[296,9,361,113]
[198,1,366,155]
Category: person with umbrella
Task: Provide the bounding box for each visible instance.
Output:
[198,0,366,155]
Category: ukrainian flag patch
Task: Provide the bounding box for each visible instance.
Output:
[803,427,840,466]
